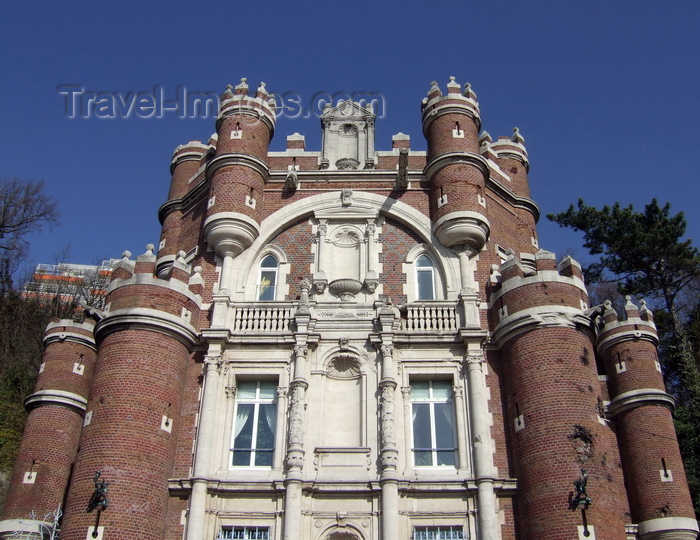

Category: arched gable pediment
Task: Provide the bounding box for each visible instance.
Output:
[231,191,460,300]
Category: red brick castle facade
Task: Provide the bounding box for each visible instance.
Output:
[1,77,697,539]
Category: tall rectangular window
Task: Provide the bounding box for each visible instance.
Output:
[410,380,456,467]
[231,381,277,467]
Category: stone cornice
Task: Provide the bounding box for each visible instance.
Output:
[423,151,490,181]
[95,307,199,347]
[637,516,699,538]
[596,325,659,354]
[206,152,269,181]
[24,389,87,414]
[158,175,209,225]
[485,175,540,223]
[489,270,587,302]
[217,96,277,134]
[491,306,592,347]
[421,98,482,134]
[44,322,96,350]
[608,388,675,417]
[106,273,202,306]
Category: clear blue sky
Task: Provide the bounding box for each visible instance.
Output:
[1,1,698,277]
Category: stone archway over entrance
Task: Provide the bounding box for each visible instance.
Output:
[326,531,360,540]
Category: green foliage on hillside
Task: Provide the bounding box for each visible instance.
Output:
[549,198,700,514]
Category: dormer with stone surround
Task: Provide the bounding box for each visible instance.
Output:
[320,101,376,170]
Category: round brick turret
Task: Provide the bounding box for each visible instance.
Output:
[156,141,210,277]
[480,128,539,259]
[204,78,276,263]
[489,128,530,199]
[597,298,699,539]
[490,251,629,539]
[0,320,96,538]
[421,77,490,253]
[58,247,202,540]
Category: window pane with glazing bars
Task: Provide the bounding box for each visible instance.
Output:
[410,380,456,466]
[231,381,277,467]
[219,526,270,539]
[416,254,435,300]
[257,255,278,301]
[413,525,465,539]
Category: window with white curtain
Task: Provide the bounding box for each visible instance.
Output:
[257,255,278,301]
[231,381,277,467]
[410,380,456,467]
[415,254,435,300]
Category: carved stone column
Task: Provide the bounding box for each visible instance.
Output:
[274,386,288,470]
[186,354,223,540]
[378,342,399,540]
[220,379,236,469]
[465,352,500,540]
[454,244,480,328]
[313,221,328,293]
[364,222,378,292]
[283,344,308,540]
[401,386,413,472]
[452,384,469,472]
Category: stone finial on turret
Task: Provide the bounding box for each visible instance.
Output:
[558,256,584,279]
[111,250,134,281]
[188,266,204,296]
[639,299,654,322]
[134,244,157,275]
[463,82,477,101]
[447,76,460,93]
[427,80,442,100]
[511,127,525,144]
[479,131,492,146]
[624,295,640,319]
[170,250,190,283]
[255,81,269,99]
[601,299,618,323]
[234,77,248,94]
[221,85,234,101]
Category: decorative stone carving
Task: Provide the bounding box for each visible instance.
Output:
[329,278,363,301]
[313,277,328,294]
[286,450,304,470]
[465,353,485,368]
[380,449,399,470]
[299,279,311,305]
[287,381,308,446]
[285,167,298,191]
[332,228,360,246]
[203,355,223,373]
[341,188,353,207]
[327,356,360,378]
[379,381,397,447]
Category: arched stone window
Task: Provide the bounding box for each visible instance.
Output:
[415,254,435,300]
[257,254,278,301]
